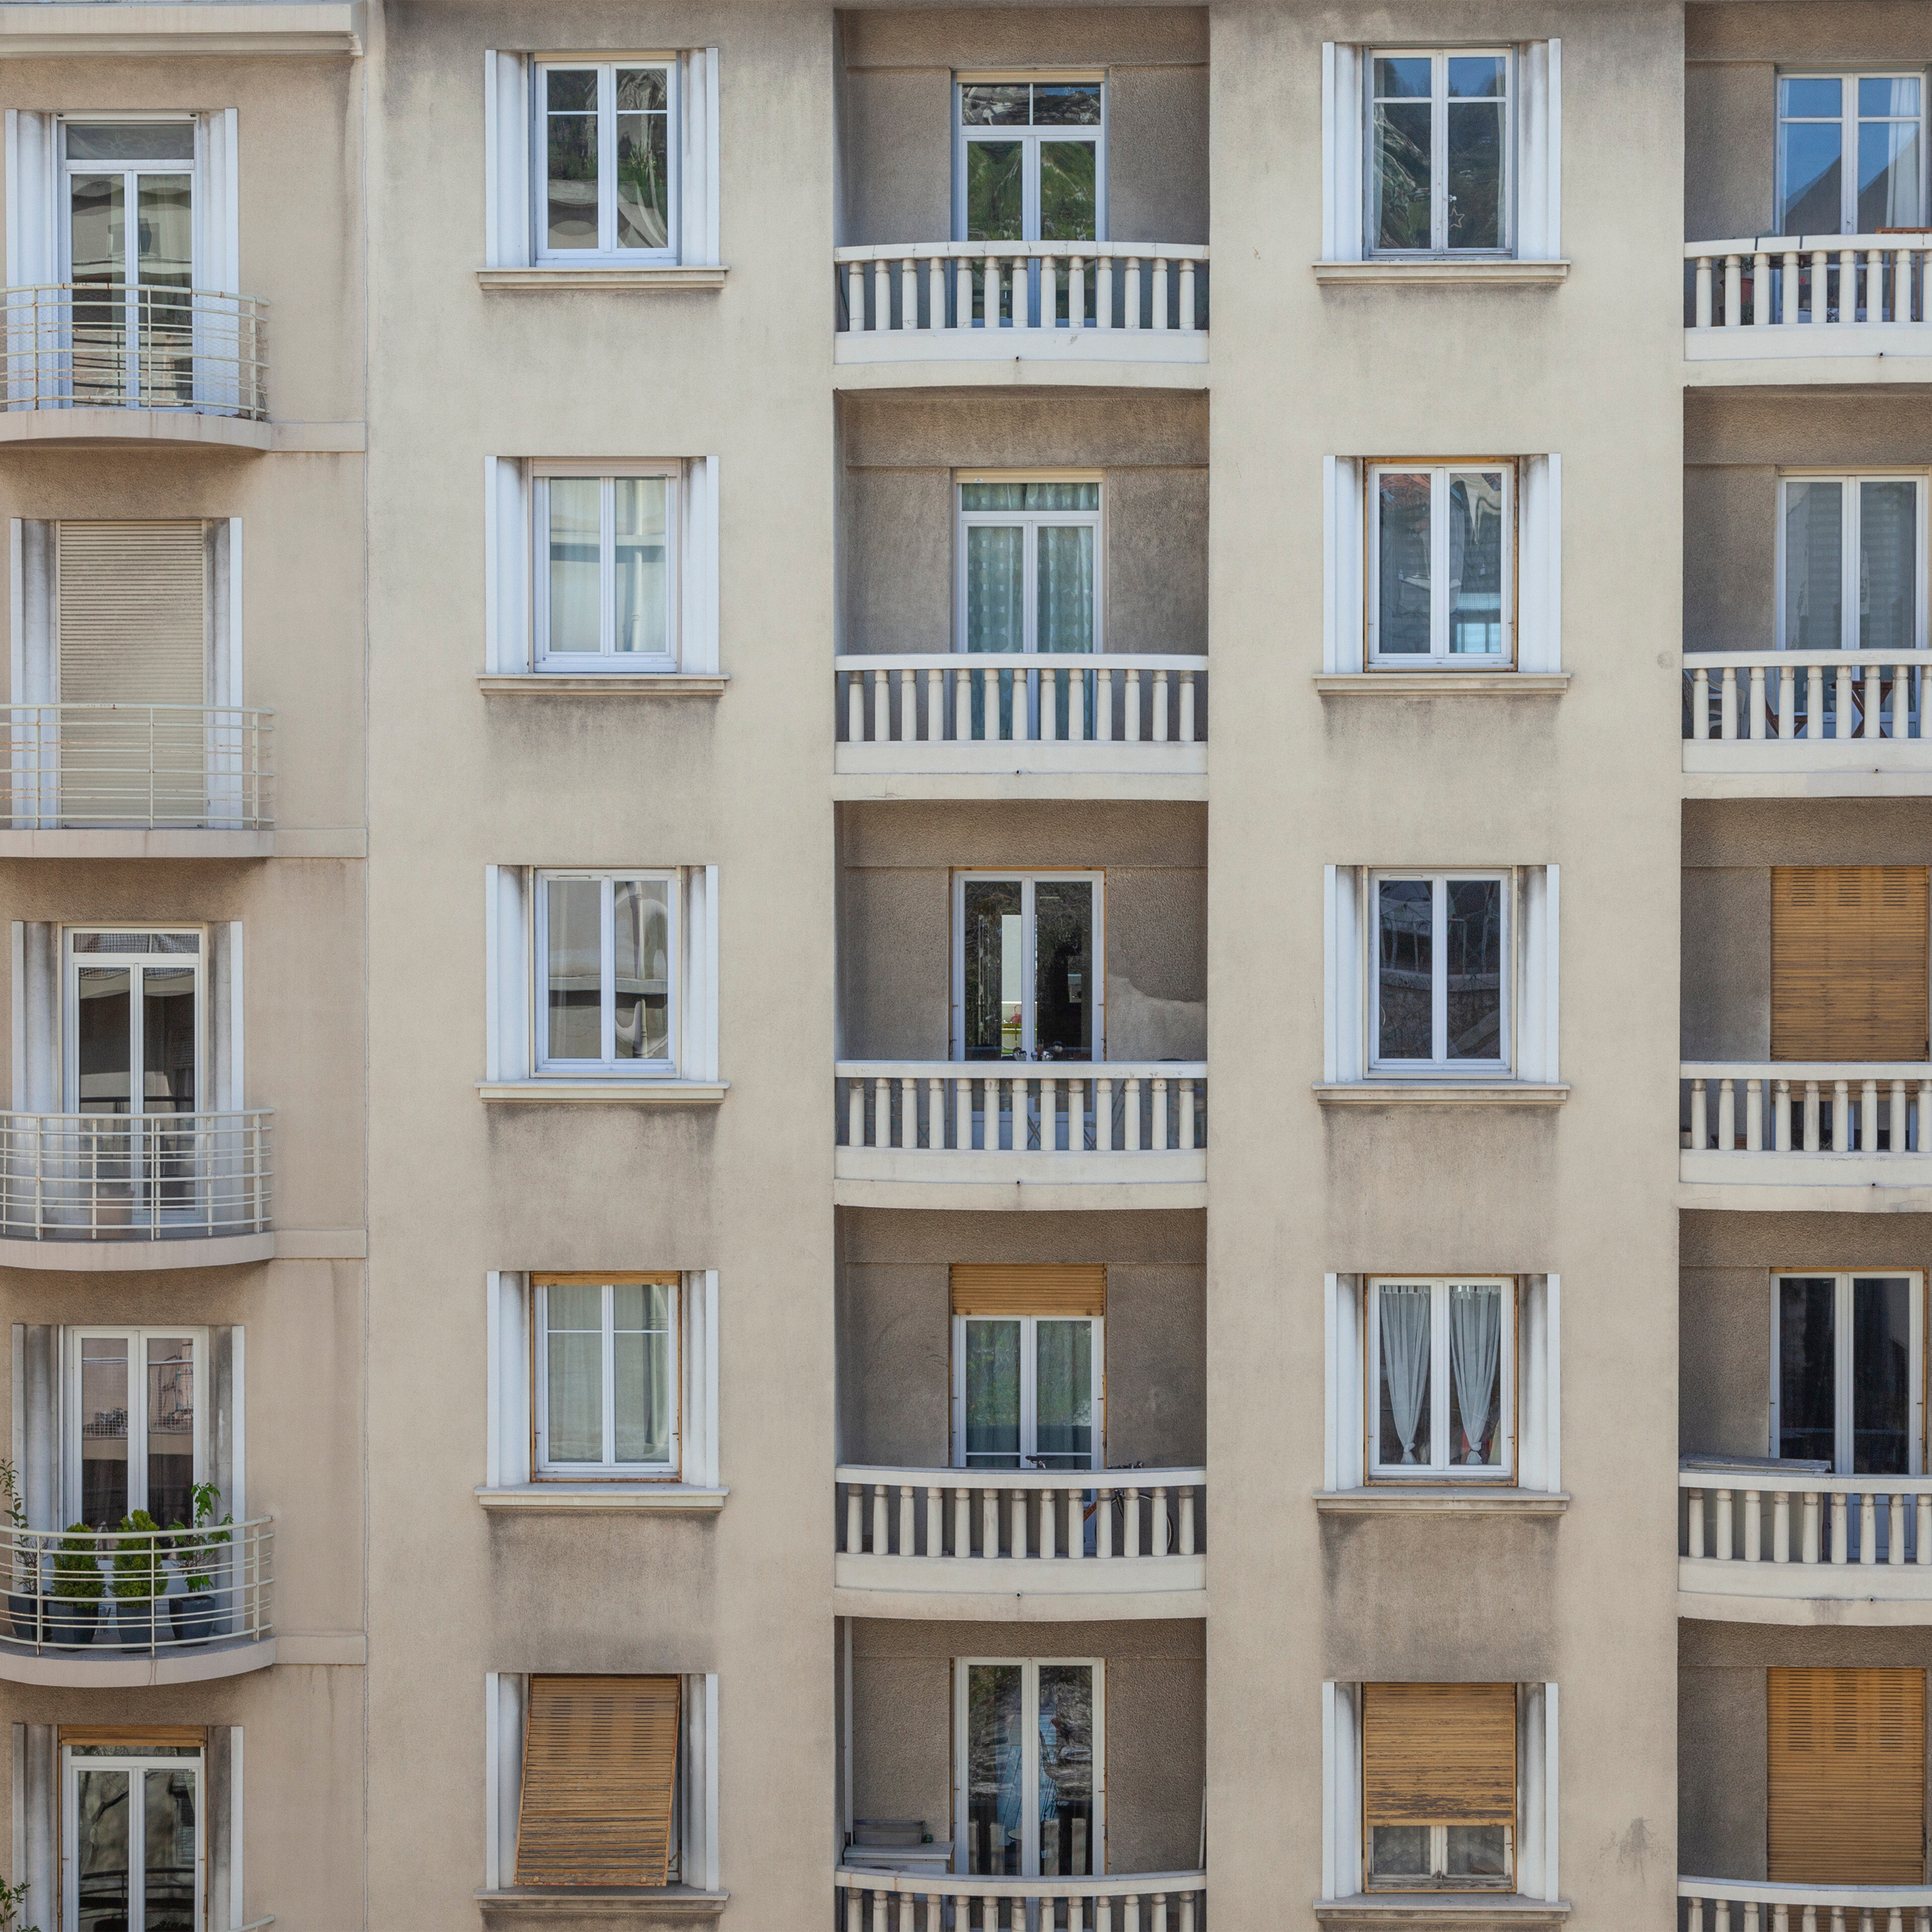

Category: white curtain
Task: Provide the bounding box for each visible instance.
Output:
[1449,1283,1502,1466]
[1379,1284,1431,1464]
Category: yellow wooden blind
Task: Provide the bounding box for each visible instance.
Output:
[1362,1683,1517,1828]
[515,1675,681,1887]
[59,1725,206,1750]
[1768,1668,1926,1884]
[56,521,207,706]
[950,1264,1106,1318]
[1771,868,1930,1061]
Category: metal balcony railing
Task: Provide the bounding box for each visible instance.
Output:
[4,704,273,831]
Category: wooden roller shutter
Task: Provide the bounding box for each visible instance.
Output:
[1772,868,1930,1061]
[1362,1683,1517,1828]
[56,522,207,706]
[58,1725,206,1750]
[1768,1668,1926,1884]
[950,1264,1106,1318]
[515,1675,681,1887]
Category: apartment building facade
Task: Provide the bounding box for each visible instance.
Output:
[6,1,1930,1929]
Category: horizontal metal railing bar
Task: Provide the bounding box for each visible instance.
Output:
[836,1870,1207,1898]
[835,242,1210,263]
[837,1465,1204,1489]
[1687,234,1932,257]
[836,653,1209,671]
[1682,1062,1932,1081]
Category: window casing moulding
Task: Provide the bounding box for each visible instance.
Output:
[478,1269,723,1508]
[480,456,723,691]
[1317,1274,1562,1511]
[479,864,723,1103]
[480,48,723,290]
[1316,865,1563,1104]
[1317,455,1566,692]
[1316,40,1565,284]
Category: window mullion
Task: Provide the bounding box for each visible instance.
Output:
[1431,470,1450,661]
[600,477,617,658]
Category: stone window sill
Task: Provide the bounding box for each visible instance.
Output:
[475,1484,727,1513]
[1312,259,1570,287]
[476,1081,728,1106]
[477,675,728,697]
[476,1887,728,1920]
[475,267,729,293]
[1315,1896,1570,1928]
[1313,1082,1569,1108]
[1314,1487,1568,1516]
[1313,673,1569,697]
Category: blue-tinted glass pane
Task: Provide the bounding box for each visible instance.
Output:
[1377,881,1433,1059]
[1444,880,1503,1060]
[1447,56,1505,99]
[1782,77,1843,119]
[1861,77,1919,118]
[1373,57,1431,99]
[1780,121,1843,232]
[1859,119,1921,230]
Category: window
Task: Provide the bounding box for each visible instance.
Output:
[958,478,1101,656]
[535,467,678,668]
[1367,53,1509,256]
[1770,868,1930,1063]
[955,79,1103,244]
[1779,76,1923,235]
[65,928,202,1116]
[1779,476,1925,654]
[1372,874,1507,1073]
[64,1740,203,1932]
[535,1277,678,1478]
[1362,1682,1515,1890]
[1768,1669,1926,1884]
[1774,1273,1922,1478]
[1366,1279,1513,1480]
[955,1659,1100,1879]
[535,873,675,1074]
[536,62,674,262]
[1367,465,1512,665]
[954,873,1101,1062]
[68,1329,204,1530]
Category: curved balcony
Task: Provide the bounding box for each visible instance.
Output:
[0,1516,274,1684]
[834,1465,1205,1621]
[1,704,273,856]
[0,1110,273,1268]
[837,1868,1206,1931]
[1,283,270,447]
[1681,1878,1932,1932]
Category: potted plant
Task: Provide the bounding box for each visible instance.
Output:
[0,1870,43,1932]
[109,1511,163,1652]
[0,1460,36,1644]
[49,1527,103,1648]
[166,1483,231,1646]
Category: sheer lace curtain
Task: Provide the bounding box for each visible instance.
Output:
[1379,1283,1431,1465]
[1448,1282,1502,1466]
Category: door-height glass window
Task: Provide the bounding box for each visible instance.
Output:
[1368,465,1512,665]
[1368,54,1510,255]
[1775,1273,1922,1476]
[956,80,1103,244]
[1366,1279,1513,1479]
[1373,875,1508,1073]
[65,1742,203,1932]
[536,872,675,1073]
[537,62,674,260]
[69,1329,203,1531]
[535,469,677,668]
[64,929,202,1116]
[957,1659,1100,1880]
[1779,76,1924,235]
[956,874,1100,1062]
[535,1277,678,1477]
[959,479,1101,656]
[955,1315,1102,1471]
[1780,476,1925,654]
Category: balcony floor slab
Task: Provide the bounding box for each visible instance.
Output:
[1682,1560,1932,1623]
[834,1553,1204,1620]
[0,1635,274,1685]
[833,1160,1205,1213]
[0,1231,274,1270]
[0,408,271,450]
[832,769,1207,802]
[0,829,274,859]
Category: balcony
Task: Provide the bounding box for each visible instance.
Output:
[1,704,274,855]
[0,283,270,447]
[836,1870,1207,1932]
[1681,1880,1932,1932]
[835,656,1207,800]
[0,1110,273,1268]
[0,1516,274,1684]
[834,1064,1206,1210]
[834,1466,1205,1621]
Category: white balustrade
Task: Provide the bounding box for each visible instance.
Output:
[1683,1467,1932,1571]
[1681,1065,1930,1160]
[837,1867,1206,1932]
[1685,235,1932,330]
[1681,1878,1932,1932]
[1683,654,1928,747]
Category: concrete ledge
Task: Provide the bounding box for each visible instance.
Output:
[0,2,364,55]
[0,1636,273,1685]
[478,1080,728,1106]
[476,1484,728,1512]
[0,408,270,450]
[833,357,1208,391]
[476,1890,728,1920]
[476,267,728,293]
[0,1231,274,1271]
[1314,1487,1569,1515]
[833,770,1209,802]
[478,675,729,696]
[0,829,273,859]
[1314,1083,1570,1108]
[1315,1897,1570,1928]
[1683,768,1932,799]
[1313,673,1570,697]
[268,828,366,858]
[833,1177,1206,1212]
[270,421,365,452]
[1313,259,1569,286]
[835,1552,1203,1620]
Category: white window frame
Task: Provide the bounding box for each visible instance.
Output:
[1367,871,1511,1075]
[1768,1270,1926,1475]
[62,1742,205,1932]
[951,1313,1105,1472]
[951,870,1105,1062]
[1362,1279,1515,1481]
[56,116,201,285]
[61,925,207,1117]
[951,74,1108,244]
[950,1657,1106,1879]
[1778,72,1928,236]
[533,1278,681,1480]
[1774,472,1930,653]
[1363,50,1514,258]
[1365,462,1515,668]
[532,59,678,265]
[955,472,1104,656]
[65,1326,209,1524]
[532,870,679,1077]
[531,463,681,671]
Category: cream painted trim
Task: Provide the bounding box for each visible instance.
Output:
[1314,1488,1569,1514]
[1313,1899,1571,1925]
[0,1233,275,1272]
[477,675,728,696]
[0,3,363,54]
[1313,260,1570,285]
[474,1892,728,1919]
[1314,1082,1569,1106]
[476,1080,729,1104]
[0,1640,275,1687]
[475,266,728,292]
[474,1484,727,1511]
[1314,674,1570,696]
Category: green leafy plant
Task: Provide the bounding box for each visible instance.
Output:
[51,1526,102,1602]
[0,1460,32,1595]
[0,1871,43,1932]
[110,1511,162,1603]
[167,1482,232,1594]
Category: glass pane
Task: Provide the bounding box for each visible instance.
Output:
[145,1338,195,1527]
[961,484,1024,513]
[1037,1664,1095,1879]
[1785,481,1844,650]
[1033,881,1093,1060]
[67,124,196,164]
[615,69,670,251]
[1859,118,1922,231]
[612,1281,674,1465]
[1445,879,1503,1061]
[1780,119,1844,234]
[1852,1275,1912,1476]
[966,526,1024,654]
[545,878,603,1061]
[1782,77,1844,119]
[1445,102,1503,249]
[1371,101,1432,250]
[69,176,125,377]
[1374,56,1433,98]
[76,967,132,1114]
[1370,1825,1430,1878]
[1039,141,1098,242]
[962,881,1023,1059]
[141,968,196,1113]
[1860,481,1917,652]
[1448,473,1505,654]
[959,85,1029,127]
[1447,1284,1504,1467]
[1036,525,1094,655]
[80,1335,130,1528]
[75,1768,131,1932]
[965,1663,1025,1876]
[1034,1321,1093,1470]
[1377,881,1433,1059]
[72,932,197,954]
[612,878,671,1062]
[1035,86,1102,127]
[1446,1825,1509,1878]
[1024,483,1099,512]
[1862,77,1920,117]
[546,478,602,654]
[613,478,669,657]
[144,1766,197,1932]
[134,178,192,289]
[546,70,598,251]
[1376,474,1432,655]
[964,1320,1022,1466]
[1448,56,1506,99]
[1778,1276,1837,1464]
[1377,1282,1433,1466]
[545,1283,604,1464]
[965,140,1024,241]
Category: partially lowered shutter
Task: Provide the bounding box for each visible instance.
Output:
[515,1675,680,1887]
[1362,1682,1517,1829]
[1768,1668,1925,1884]
[56,521,207,706]
[1772,868,1930,1062]
[950,1264,1106,1318]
